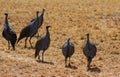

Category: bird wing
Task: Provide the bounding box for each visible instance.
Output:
[35,33,49,50]
[62,41,68,51]
[62,41,68,57]
[3,23,16,38]
[62,41,75,57]
[21,20,37,37]
[69,42,75,53]
[19,25,31,39]
[89,42,97,57]
[2,30,11,40]
[29,21,38,36]
[83,41,97,58]
[83,42,90,57]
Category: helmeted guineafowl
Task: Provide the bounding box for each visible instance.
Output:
[83,33,97,71]
[62,38,75,67]
[35,25,51,62]
[2,13,17,50]
[17,11,39,48]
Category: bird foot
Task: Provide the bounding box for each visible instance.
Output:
[24,45,26,48]
[65,64,71,68]
[41,60,44,63]
[12,48,15,51]
[38,57,40,60]
[87,67,91,71]
[31,46,35,49]
[8,47,10,50]
[68,63,71,67]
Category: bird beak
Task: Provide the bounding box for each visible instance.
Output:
[68,38,70,40]
[48,26,51,28]
[43,9,45,11]
[46,25,51,29]
[37,11,39,13]
[85,33,89,35]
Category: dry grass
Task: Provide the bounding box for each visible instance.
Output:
[0,0,120,77]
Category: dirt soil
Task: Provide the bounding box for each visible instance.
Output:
[0,0,120,77]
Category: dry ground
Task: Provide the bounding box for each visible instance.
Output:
[0,0,120,77]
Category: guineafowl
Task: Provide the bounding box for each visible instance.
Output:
[35,25,51,62]
[31,9,45,37]
[31,9,45,28]
[83,33,97,71]
[17,11,39,48]
[2,13,17,50]
[62,38,75,67]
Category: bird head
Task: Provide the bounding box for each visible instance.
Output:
[36,11,39,17]
[43,8,45,12]
[67,38,70,41]
[85,33,89,36]
[4,13,8,16]
[46,25,51,29]
[36,11,39,14]
[85,33,90,41]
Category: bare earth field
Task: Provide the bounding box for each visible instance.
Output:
[0,0,120,77]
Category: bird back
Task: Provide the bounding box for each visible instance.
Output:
[17,17,39,42]
[62,40,74,58]
[35,33,50,50]
[83,41,97,58]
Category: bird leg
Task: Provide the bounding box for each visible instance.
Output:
[42,52,44,62]
[38,55,40,60]
[68,57,71,67]
[11,41,15,50]
[12,45,15,50]
[29,37,33,48]
[24,37,28,48]
[87,57,92,71]
[65,58,67,67]
[8,41,10,50]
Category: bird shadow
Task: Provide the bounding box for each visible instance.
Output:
[36,60,54,65]
[65,65,78,70]
[88,67,101,73]
[27,47,35,49]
